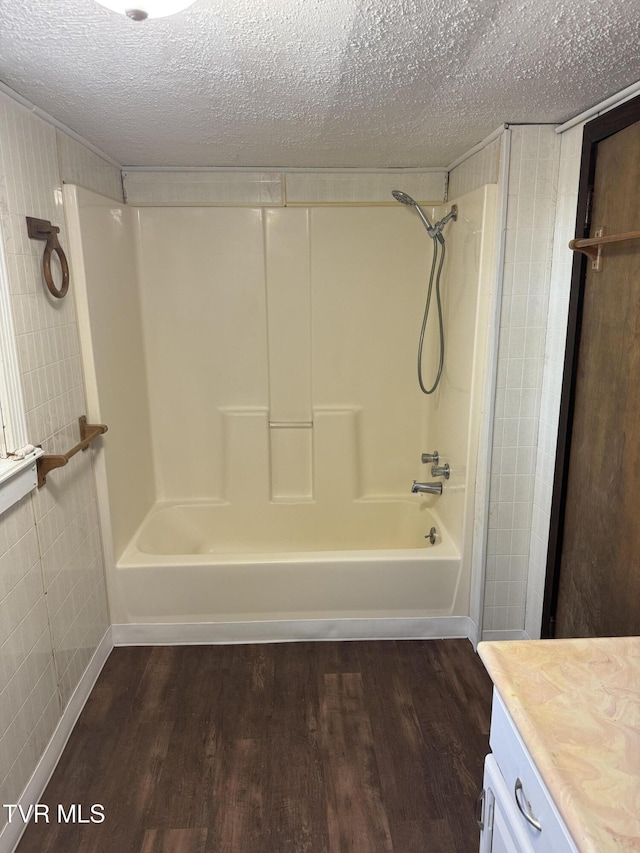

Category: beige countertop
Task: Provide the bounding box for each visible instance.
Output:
[477,637,640,853]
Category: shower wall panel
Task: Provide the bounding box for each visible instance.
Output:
[264,208,312,423]
[135,208,269,500]
[65,186,155,560]
[134,206,433,505]
[264,208,313,500]
[310,208,429,498]
[426,187,496,545]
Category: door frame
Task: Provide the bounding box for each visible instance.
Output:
[541,94,640,638]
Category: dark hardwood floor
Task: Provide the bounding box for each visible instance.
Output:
[17,639,492,853]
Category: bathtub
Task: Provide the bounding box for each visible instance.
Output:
[69,186,497,645]
[111,500,467,641]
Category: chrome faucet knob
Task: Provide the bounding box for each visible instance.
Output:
[421,451,439,464]
[431,463,450,479]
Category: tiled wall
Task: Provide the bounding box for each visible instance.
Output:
[482,126,561,638]
[447,137,501,199]
[123,170,447,205]
[284,171,446,204]
[0,495,59,820]
[56,131,123,202]
[123,170,283,205]
[0,91,114,834]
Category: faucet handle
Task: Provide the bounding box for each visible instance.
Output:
[431,463,450,479]
[421,451,439,464]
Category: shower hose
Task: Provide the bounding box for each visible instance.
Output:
[418,237,446,394]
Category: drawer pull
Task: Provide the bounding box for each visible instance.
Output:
[476,788,485,829]
[514,778,542,831]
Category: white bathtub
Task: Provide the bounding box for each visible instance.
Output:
[112,500,466,637]
[69,187,496,645]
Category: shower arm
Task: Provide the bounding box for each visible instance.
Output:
[433,205,458,236]
[416,205,458,244]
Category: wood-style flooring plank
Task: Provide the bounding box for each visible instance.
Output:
[398,639,492,849]
[320,672,394,853]
[208,737,267,853]
[357,641,440,826]
[392,819,458,853]
[140,828,208,853]
[259,643,330,853]
[144,648,226,829]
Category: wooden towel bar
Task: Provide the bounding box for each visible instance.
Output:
[37,416,108,487]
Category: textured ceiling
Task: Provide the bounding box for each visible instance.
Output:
[1,0,640,168]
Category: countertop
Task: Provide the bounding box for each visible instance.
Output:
[477,636,640,853]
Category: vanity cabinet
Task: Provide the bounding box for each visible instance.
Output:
[478,689,579,853]
[478,637,640,852]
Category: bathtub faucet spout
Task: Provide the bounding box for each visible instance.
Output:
[411,480,443,495]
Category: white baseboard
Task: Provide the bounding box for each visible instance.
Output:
[0,628,113,853]
[481,629,531,642]
[112,616,477,646]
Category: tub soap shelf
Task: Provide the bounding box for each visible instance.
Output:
[37,416,108,487]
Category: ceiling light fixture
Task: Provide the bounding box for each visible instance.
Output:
[94,0,196,20]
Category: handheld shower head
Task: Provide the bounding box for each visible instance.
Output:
[392,190,457,395]
[391,190,439,240]
[391,190,416,206]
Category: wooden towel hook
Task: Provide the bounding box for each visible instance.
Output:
[26,216,70,298]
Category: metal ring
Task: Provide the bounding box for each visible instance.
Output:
[43,233,70,299]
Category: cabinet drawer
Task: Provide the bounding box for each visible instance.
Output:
[489,689,579,853]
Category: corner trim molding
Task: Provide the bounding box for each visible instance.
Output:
[112,616,476,646]
[445,124,507,172]
[0,628,113,853]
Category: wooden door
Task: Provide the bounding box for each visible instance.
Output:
[554,119,640,637]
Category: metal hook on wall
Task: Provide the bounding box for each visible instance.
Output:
[25,216,70,299]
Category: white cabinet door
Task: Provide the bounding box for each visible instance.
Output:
[480,755,535,853]
[489,690,579,852]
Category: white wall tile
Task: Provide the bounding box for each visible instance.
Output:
[483,126,561,637]
[285,171,446,204]
[56,131,123,202]
[0,495,58,818]
[123,170,283,205]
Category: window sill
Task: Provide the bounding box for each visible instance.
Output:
[0,448,44,516]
